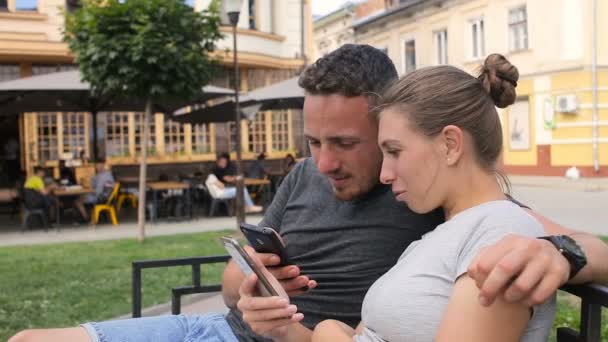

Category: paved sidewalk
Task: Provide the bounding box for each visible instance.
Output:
[0,215,264,247]
[509,175,608,192]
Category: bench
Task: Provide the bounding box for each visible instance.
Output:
[132,255,608,341]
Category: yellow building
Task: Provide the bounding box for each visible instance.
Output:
[355,0,608,177]
[0,0,312,180]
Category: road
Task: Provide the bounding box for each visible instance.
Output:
[511,185,608,236]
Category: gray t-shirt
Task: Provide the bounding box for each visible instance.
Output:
[225,158,444,341]
[357,200,556,342]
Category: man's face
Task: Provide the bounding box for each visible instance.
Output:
[304,94,383,201]
[217,157,228,168]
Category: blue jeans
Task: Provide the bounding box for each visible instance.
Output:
[217,187,255,207]
[82,314,238,342]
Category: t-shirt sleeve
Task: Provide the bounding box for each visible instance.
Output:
[456,213,544,279]
[258,160,303,233]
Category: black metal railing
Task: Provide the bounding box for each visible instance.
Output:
[557,283,608,342]
[131,255,230,318]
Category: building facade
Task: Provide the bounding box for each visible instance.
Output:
[0,0,312,179]
[354,0,608,177]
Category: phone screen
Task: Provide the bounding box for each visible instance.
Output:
[221,237,280,297]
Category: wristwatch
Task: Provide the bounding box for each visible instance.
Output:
[539,235,587,280]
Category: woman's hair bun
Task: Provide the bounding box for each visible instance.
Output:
[478,54,519,108]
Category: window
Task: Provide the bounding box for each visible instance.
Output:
[134,113,156,155]
[509,6,528,51]
[0,64,20,82]
[470,18,485,59]
[0,0,8,10]
[37,113,58,163]
[15,0,37,11]
[164,119,185,155]
[248,0,256,29]
[32,64,78,76]
[62,112,87,158]
[271,111,290,151]
[434,29,448,65]
[105,113,130,158]
[192,123,212,154]
[403,39,416,73]
[248,112,266,153]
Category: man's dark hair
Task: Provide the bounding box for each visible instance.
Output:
[298,44,398,98]
[217,152,230,161]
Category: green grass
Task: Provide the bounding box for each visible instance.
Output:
[0,230,236,341]
[0,234,606,341]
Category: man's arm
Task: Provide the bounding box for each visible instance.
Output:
[468,210,608,307]
[529,211,608,285]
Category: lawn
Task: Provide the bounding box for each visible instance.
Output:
[0,233,606,341]
[0,230,235,341]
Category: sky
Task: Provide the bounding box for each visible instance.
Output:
[312,0,353,16]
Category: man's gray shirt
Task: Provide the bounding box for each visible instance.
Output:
[225,158,444,341]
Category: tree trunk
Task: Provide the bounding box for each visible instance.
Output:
[137,99,152,242]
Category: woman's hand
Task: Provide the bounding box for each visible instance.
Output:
[237,273,304,339]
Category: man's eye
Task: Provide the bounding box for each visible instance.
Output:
[308,140,320,147]
[338,141,357,149]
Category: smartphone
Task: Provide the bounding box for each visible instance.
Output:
[221,236,288,299]
[239,223,289,266]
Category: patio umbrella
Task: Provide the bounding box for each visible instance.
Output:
[172,76,303,124]
[0,70,234,160]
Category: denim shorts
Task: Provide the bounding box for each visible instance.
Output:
[81,313,239,342]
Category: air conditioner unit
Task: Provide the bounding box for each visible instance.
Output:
[555,95,578,114]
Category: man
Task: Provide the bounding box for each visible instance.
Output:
[22,166,58,223]
[11,44,608,342]
[208,153,263,213]
[85,161,115,205]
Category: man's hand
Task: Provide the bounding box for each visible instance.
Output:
[468,234,569,307]
[243,246,317,296]
[238,273,304,339]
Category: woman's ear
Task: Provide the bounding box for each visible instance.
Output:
[440,125,464,166]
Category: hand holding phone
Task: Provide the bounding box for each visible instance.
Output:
[239,223,289,266]
[221,236,289,299]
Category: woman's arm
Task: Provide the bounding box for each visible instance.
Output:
[312,320,356,342]
[436,275,529,342]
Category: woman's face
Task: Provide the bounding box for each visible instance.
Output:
[378,108,447,214]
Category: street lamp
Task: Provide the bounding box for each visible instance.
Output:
[226,0,245,224]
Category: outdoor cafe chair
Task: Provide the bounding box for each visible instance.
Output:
[91,182,120,226]
[117,191,138,213]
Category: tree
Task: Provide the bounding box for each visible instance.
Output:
[64,0,222,241]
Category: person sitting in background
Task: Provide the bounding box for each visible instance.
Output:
[246,152,268,179]
[85,161,115,205]
[207,154,262,213]
[282,153,296,174]
[59,160,77,185]
[24,166,57,222]
[57,160,88,223]
[211,152,236,183]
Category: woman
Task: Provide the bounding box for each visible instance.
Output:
[311,54,556,341]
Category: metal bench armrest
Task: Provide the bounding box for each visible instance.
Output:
[132,255,230,317]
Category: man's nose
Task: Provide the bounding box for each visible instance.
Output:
[316,146,340,175]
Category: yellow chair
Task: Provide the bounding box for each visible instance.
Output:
[91,182,120,226]
[117,192,138,213]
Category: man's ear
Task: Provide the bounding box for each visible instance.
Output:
[440,125,464,166]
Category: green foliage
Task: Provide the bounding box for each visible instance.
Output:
[0,230,233,341]
[64,0,223,100]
